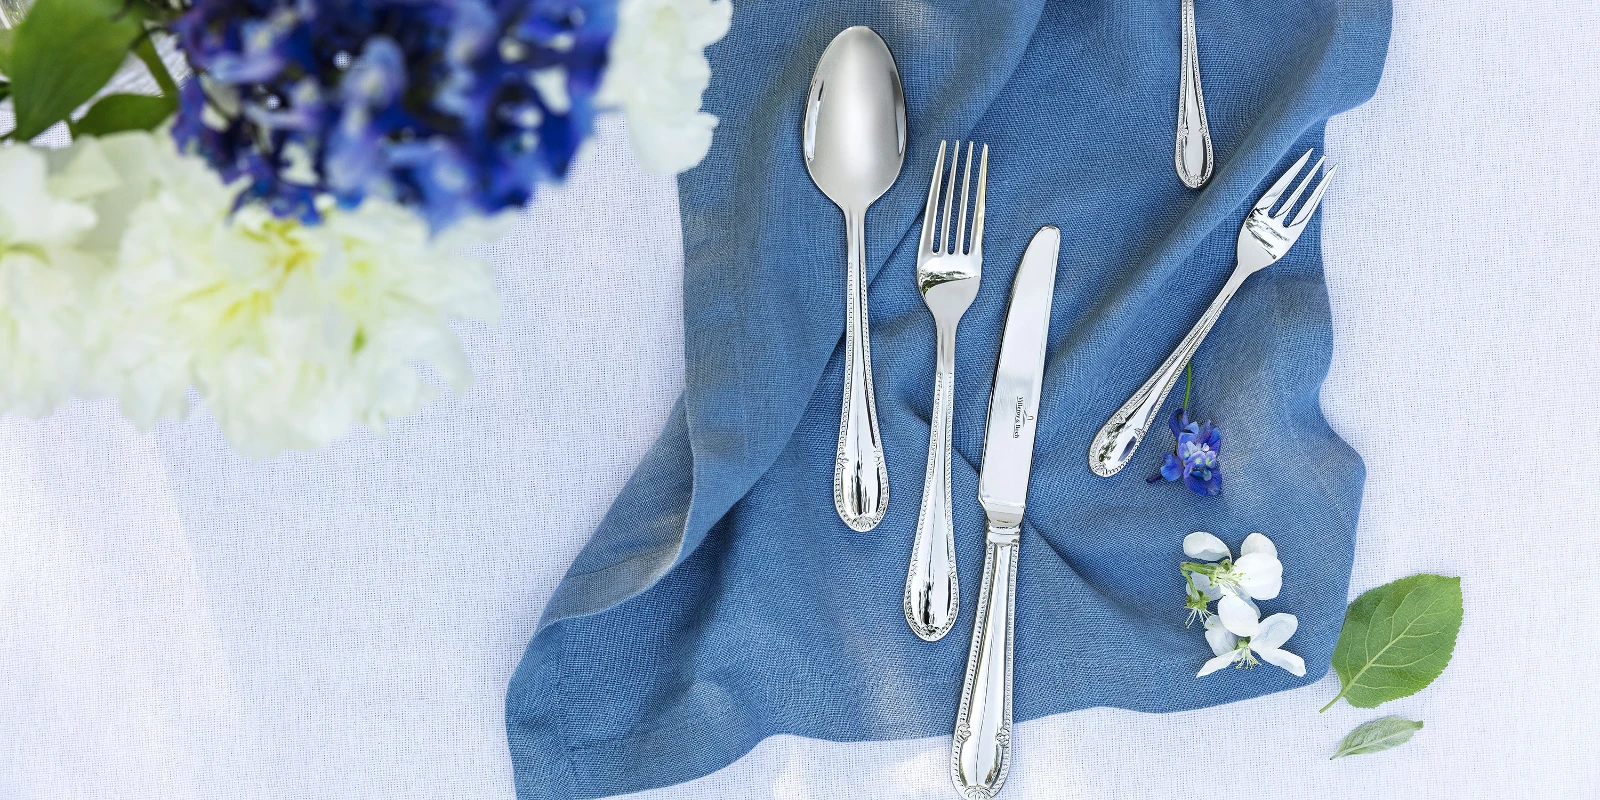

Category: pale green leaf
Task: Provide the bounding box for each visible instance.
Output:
[1331,716,1424,759]
[0,28,15,76]
[8,0,142,140]
[71,92,174,136]
[1322,574,1462,711]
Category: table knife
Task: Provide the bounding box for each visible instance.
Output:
[951,225,1059,800]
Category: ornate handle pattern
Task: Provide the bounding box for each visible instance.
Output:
[905,324,960,640]
[1089,267,1246,477]
[951,519,1019,800]
[1175,0,1214,189]
[833,209,890,531]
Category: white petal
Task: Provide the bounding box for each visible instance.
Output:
[1254,646,1306,677]
[1183,531,1230,562]
[1233,552,1283,600]
[1203,617,1237,657]
[1190,571,1223,600]
[1218,594,1260,637]
[1197,651,1238,677]
[1252,613,1299,651]
[1240,532,1277,559]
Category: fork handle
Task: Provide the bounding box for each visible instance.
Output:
[951,518,1019,800]
[833,208,890,531]
[1089,265,1248,477]
[905,322,959,641]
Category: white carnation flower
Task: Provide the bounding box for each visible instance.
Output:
[83,131,509,457]
[0,145,107,416]
[601,0,732,175]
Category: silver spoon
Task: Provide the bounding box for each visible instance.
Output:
[803,26,907,532]
[1176,0,1214,189]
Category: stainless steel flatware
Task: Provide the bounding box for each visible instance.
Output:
[803,26,907,532]
[952,225,1059,800]
[1089,149,1335,477]
[904,140,988,642]
[1175,0,1214,188]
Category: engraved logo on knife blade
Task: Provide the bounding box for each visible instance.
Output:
[1011,394,1033,439]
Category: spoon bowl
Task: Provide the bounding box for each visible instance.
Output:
[804,26,908,212]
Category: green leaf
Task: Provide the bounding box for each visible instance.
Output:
[0,28,15,76]
[8,0,143,140]
[70,92,175,136]
[1322,574,1462,711]
[1331,716,1424,759]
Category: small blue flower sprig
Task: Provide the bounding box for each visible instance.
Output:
[171,0,615,231]
[1147,363,1221,496]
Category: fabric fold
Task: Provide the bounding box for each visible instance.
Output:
[510,1,1392,797]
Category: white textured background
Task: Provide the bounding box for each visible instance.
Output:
[3,1,1598,798]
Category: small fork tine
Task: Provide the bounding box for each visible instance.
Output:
[970,144,988,254]
[955,142,974,255]
[1288,164,1337,228]
[1273,155,1325,220]
[1254,149,1315,213]
[939,142,959,254]
[920,140,947,256]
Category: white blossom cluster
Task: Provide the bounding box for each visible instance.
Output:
[0,131,508,457]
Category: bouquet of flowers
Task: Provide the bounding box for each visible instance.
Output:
[0,0,729,456]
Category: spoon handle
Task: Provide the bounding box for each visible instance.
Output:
[833,209,889,531]
[904,322,959,640]
[951,519,1018,800]
[1176,0,1214,189]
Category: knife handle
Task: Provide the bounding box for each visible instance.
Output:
[952,519,1019,800]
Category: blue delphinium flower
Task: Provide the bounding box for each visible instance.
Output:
[1148,408,1222,496]
[170,0,615,231]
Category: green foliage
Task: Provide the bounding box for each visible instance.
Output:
[1331,716,1424,759]
[71,92,175,136]
[7,0,143,139]
[1322,574,1463,711]
[0,27,15,75]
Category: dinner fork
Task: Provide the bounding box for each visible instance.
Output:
[905,140,987,642]
[1088,149,1335,477]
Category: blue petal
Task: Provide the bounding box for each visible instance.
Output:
[1168,408,1189,440]
[1159,453,1184,482]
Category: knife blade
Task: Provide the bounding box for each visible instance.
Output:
[952,225,1059,800]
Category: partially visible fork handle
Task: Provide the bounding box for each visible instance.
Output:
[1089,265,1248,477]
[952,519,1018,800]
[905,322,959,640]
[834,208,890,531]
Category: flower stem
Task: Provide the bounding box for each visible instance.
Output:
[1181,361,1192,410]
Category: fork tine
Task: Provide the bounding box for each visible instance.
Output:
[1288,164,1336,228]
[955,142,974,255]
[939,141,959,254]
[970,144,988,253]
[1273,155,1325,220]
[920,140,947,255]
[1254,149,1315,213]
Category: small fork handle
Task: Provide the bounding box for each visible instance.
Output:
[1089,265,1248,477]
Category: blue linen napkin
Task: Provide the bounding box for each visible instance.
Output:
[507,1,1391,797]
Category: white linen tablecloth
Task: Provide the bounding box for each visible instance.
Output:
[3,2,1597,797]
